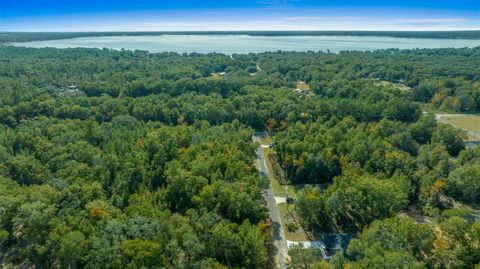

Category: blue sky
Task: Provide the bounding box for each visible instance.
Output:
[1,0,479,31]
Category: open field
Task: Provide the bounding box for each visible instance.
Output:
[435,114,480,140]
[442,115,480,137]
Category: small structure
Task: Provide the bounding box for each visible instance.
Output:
[294,88,308,95]
[218,72,226,76]
[294,81,310,95]
[68,85,78,91]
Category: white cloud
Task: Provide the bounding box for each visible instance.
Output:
[396,18,468,24]
[283,16,325,21]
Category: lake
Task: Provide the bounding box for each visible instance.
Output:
[13,35,480,54]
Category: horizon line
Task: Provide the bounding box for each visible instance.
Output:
[2,29,480,33]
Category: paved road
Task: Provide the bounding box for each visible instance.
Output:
[253,134,288,269]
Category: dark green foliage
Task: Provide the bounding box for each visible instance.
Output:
[0,115,268,268]
[0,46,479,268]
[445,164,480,205]
[347,215,480,269]
[431,124,466,156]
[296,174,409,232]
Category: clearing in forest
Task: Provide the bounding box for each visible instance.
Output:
[441,115,480,139]
[296,81,310,91]
[442,115,480,134]
[374,80,410,92]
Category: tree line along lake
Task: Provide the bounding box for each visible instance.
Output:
[12,34,480,54]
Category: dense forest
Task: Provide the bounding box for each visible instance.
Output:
[0,45,479,268]
[2,30,480,43]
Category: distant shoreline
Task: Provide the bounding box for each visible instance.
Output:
[1,30,480,43]
[7,34,480,55]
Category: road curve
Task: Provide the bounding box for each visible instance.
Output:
[253,134,288,269]
[434,114,480,139]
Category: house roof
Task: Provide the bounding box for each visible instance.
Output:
[320,234,353,250]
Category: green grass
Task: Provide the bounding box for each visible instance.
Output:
[260,136,272,145]
[373,80,410,92]
[271,178,297,198]
[296,82,310,91]
[442,116,480,138]
[278,203,309,241]
[271,178,286,197]
[210,73,221,80]
[283,185,298,199]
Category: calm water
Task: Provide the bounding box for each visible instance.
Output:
[14,35,480,54]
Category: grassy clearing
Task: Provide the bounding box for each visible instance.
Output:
[296,81,310,91]
[278,203,309,241]
[260,136,272,145]
[210,73,221,80]
[271,178,286,197]
[283,184,300,199]
[374,80,410,92]
[263,148,276,178]
[442,116,480,137]
[271,178,298,198]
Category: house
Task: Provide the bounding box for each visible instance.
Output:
[286,233,353,260]
[322,233,353,259]
[320,234,353,259]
